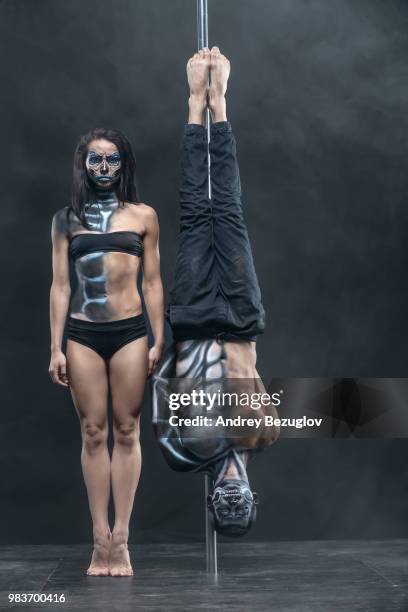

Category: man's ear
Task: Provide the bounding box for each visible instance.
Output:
[207,494,213,508]
[253,491,259,505]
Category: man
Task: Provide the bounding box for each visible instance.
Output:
[153,47,279,536]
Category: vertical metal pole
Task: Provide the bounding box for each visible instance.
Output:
[197,0,217,578]
[197,0,211,199]
[204,474,217,576]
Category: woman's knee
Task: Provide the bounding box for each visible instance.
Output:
[81,421,108,454]
[113,417,140,450]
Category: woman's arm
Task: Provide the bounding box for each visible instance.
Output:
[141,206,164,376]
[49,208,71,387]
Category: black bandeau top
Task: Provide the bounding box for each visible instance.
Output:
[69,230,144,261]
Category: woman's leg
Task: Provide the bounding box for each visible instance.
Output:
[168,49,220,339]
[66,340,111,576]
[108,336,148,576]
[208,47,265,339]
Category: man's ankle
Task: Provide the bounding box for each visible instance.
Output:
[209,94,227,122]
[188,94,207,125]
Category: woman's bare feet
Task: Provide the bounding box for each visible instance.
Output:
[86,529,111,577]
[208,46,230,123]
[109,531,133,577]
[187,48,211,125]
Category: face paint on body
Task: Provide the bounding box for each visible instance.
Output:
[84,194,118,232]
[71,138,123,318]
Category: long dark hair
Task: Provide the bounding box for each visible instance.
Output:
[70,127,140,229]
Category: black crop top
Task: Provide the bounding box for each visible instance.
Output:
[69,231,144,260]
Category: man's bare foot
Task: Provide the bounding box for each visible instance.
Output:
[86,530,111,577]
[109,531,133,577]
[209,46,230,123]
[187,48,211,125]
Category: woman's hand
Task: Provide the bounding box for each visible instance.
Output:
[49,350,69,387]
[148,343,164,377]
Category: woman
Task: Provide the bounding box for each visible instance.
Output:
[49,127,164,576]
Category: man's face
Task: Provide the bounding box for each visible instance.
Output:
[85,138,122,189]
[210,480,255,532]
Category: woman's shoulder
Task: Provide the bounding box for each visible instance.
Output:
[53,204,69,218]
[52,205,81,238]
[52,205,70,234]
[128,202,158,222]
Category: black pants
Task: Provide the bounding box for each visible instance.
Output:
[167,121,265,342]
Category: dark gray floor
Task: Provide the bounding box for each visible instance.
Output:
[0,540,408,611]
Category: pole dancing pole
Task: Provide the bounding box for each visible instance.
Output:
[197,0,218,579]
[197,0,212,199]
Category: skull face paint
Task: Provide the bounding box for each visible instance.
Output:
[209,479,257,534]
[85,139,122,189]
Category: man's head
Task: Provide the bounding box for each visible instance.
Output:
[207,478,258,537]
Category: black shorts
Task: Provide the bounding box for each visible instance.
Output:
[66,313,147,360]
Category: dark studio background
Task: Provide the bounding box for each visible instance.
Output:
[1,0,408,545]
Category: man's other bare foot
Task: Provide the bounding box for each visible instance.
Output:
[209,46,230,123]
[187,47,211,125]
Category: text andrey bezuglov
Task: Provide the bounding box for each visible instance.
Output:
[167,390,323,430]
